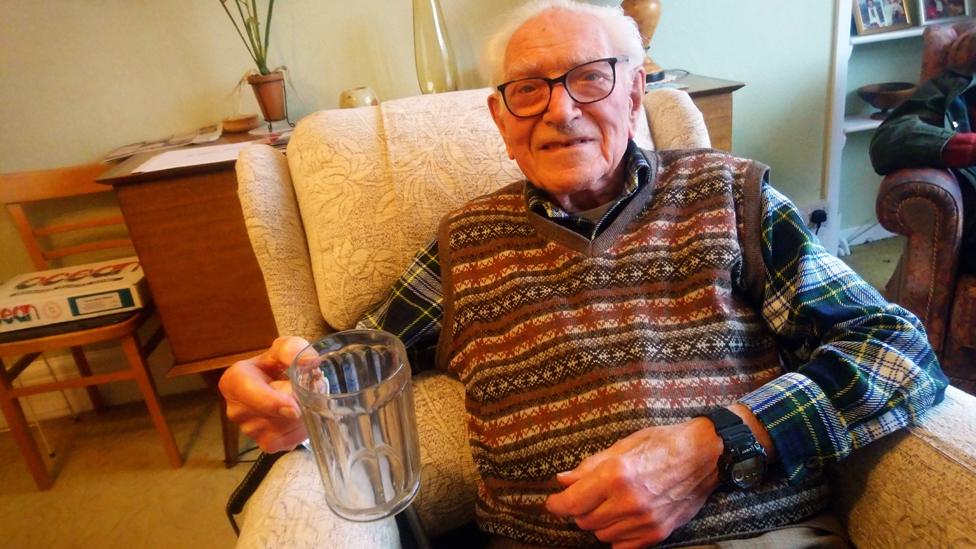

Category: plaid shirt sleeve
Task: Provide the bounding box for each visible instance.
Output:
[739,182,948,485]
[356,239,443,371]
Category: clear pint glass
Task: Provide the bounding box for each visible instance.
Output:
[289,329,421,521]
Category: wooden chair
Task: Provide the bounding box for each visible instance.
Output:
[0,163,182,490]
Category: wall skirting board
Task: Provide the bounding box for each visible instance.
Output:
[836,222,897,256]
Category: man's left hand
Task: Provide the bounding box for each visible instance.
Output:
[545,418,723,548]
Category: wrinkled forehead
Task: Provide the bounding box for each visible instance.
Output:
[502,10,614,81]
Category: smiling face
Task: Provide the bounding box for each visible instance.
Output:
[487,9,645,212]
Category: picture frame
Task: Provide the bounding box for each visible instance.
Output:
[853,0,915,35]
[918,0,971,25]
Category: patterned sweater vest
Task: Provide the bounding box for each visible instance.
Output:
[436,149,829,547]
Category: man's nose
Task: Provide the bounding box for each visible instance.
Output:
[543,83,581,126]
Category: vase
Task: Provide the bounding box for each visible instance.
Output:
[339,86,380,108]
[621,0,664,78]
[413,0,458,94]
[247,71,287,123]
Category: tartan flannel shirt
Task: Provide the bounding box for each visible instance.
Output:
[358,141,947,485]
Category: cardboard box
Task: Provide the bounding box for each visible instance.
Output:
[0,257,151,334]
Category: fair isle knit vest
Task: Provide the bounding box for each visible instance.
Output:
[436,149,829,547]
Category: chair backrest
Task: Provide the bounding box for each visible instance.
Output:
[0,164,134,271]
[920,19,976,83]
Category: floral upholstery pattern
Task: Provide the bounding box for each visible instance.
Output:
[286,89,524,330]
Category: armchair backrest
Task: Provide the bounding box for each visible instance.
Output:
[920,19,976,83]
[286,89,522,330]
[238,87,709,335]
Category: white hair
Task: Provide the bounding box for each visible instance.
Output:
[481,0,646,87]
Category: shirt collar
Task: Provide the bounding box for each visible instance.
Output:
[526,140,650,239]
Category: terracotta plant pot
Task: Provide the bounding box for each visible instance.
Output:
[247,71,286,122]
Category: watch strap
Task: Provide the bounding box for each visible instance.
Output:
[701,407,766,490]
[706,408,754,448]
[704,406,746,432]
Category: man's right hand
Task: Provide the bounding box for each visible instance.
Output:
[218,336,310,452]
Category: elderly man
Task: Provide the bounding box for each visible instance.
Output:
[221,1,946,547]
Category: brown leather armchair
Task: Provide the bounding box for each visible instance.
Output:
[876,21,976,394]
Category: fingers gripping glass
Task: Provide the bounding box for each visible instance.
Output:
[497,57,627,118]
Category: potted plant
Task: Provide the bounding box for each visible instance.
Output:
[220,0,287,124]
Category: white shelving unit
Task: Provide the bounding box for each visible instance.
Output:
[843,114,883,134]
[821,1,926,255]
[850,25,924,45]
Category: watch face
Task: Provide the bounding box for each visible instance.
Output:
[730,455,765,489]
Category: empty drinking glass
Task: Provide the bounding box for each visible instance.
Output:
[289,329,421,521]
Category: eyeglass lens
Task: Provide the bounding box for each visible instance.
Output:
[503,59,617,117]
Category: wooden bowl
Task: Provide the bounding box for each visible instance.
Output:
[857,82,917,120]
[222,113,261,133]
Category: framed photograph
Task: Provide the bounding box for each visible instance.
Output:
[918,0,971,25]
[853,0,914,35]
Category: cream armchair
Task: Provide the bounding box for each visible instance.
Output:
[233,88,976,548]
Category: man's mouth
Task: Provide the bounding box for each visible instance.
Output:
[540,138,592,150]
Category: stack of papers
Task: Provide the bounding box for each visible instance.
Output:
[104,124,223,162]
[131,131,291,174]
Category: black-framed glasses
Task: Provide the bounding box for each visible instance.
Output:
[496,57,627,118]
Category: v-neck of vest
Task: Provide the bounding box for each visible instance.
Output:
[522,150,659,257]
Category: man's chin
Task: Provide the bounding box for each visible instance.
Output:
[531,173,605,196]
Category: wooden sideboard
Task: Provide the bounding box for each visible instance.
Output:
[100,158,277,370]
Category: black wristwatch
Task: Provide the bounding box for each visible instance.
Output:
[701,407,767,490]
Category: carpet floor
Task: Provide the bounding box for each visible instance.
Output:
[0,390,250,548]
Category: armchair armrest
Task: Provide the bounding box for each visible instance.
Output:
[831,386,976,547]
[876,168,964,353]
[236,144,329,341]
[238,371,478,548]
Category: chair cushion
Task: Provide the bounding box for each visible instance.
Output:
[287,88,656,330]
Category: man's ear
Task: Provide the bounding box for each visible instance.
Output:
[627,67,646,139]
[487,93,516,160]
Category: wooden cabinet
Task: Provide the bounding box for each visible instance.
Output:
[684,74,744,152]
[100,158,277,370]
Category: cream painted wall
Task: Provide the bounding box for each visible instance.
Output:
[651,1,834,210]
[0,0,523,172]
